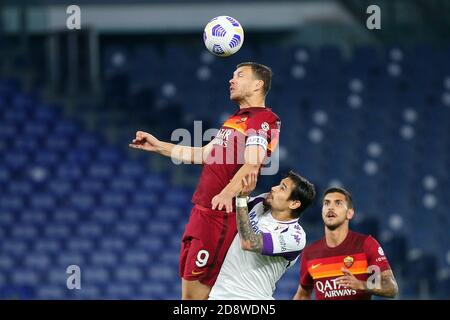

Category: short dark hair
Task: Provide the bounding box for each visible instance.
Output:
[236,62,272,96]
[323,187,354,209]
[286,171,316,218]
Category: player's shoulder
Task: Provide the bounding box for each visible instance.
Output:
[348,230,377,244]
[347,230,381,249]
[285,222,306,249]
[249,107,280,122]
[287,222,306,246]
[348,230,370,241]
[289,221,305,234]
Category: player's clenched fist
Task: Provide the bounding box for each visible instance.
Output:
[129,131,161,152]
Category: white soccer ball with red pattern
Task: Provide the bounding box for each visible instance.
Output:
[203,16,244,57]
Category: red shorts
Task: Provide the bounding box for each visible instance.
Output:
[179,204,237,287]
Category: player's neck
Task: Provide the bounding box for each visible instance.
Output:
[238,96,265,109]
[271,209,295,222]
[324,225,349,248]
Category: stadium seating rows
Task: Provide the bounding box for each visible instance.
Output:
[0,42,449,299]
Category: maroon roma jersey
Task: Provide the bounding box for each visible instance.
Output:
[300,231,391,300]
[191,107,280,210]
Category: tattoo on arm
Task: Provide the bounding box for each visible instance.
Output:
[236,205,263,253]
[368,269,398,298]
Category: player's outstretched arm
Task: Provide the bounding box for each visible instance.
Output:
[129,131,213,164]
[292,285,312,300]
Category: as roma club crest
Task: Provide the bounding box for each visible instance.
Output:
[343,256,354,268]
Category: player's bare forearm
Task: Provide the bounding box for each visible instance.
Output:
[159,141,204,164]
[222,163,260,197]
[130,131,202,164]
[236,203,263,253]
[366,269,398,298]
[211,145,264,212]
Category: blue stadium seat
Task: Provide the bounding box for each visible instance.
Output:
[2,239,28,257]
[83,267,110,285]
[34,151,61,167]
[88,163,115,180]
[95,147,124,163]
[114,222,140,239]
[146,221,172,236]
[33,239,61,253]
[24,253,51,271]
[91,251,118,267]
[101,192,128,209]
[53,208,79,224]
[4,152,29,170]
[92,207,119,225]
[30,193,56,211]
[71,285,101,300]
[140,283,168,299]
[123,251,152,266]
[0,254,14,271]
[133,193,159,207]
[136,235,163,252]
[69,193,96,212]
[77,133,100,150]
[99,238,126,252]
[12,224,39,240]
[110,177,137,192]
[77,223,103,239]
[7,181,32,196]
[57,164,83,181]
[164,188,191,206]
[148,264,178,283]
[79,179,105,194]
[44,224,70,239]
[67,238,94,252]
[159,251,179,266]
[119,161,146,178]
[36,286,65,299]
[140,174,168,192]
[24,122,48,138]
[21,209,47,225]
[154,205,184,221]
[57,252,85,266]
[115,266,143,284]
[66,149,93,165]
[11,269,40,286]
[123,206,149,221]
[0,123,17,141]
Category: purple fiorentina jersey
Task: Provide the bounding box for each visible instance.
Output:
[209,193,306,300]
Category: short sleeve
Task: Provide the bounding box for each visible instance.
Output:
[300,251,314,289]
[261,224,305,259]
[245,111,280,154]
[363,236,391,272]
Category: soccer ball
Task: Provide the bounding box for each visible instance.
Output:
[203,16,244,57]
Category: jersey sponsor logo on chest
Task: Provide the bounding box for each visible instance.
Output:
[315,279,357,298]
[213,128,233,147]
